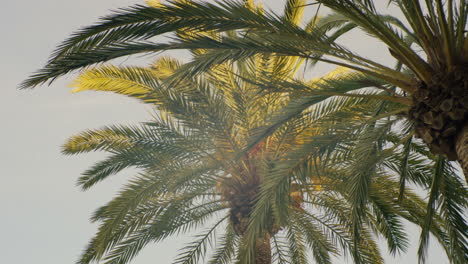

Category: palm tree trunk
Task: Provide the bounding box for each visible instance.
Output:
[255,233,271,264]
[455,123,468,182]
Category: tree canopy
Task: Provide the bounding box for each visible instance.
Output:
[21,0,468,263]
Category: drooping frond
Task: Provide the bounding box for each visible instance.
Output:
[77,166,224,264]
[418,156,468,264]
[21,0,418,90]
[20,1,271,88]
[173,216,228,264]
[207,222,238,264]
[70,66,157,98]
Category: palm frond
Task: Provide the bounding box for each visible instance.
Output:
[174,216,228,264]
[207,223,238,264]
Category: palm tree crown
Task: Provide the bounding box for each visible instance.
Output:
[66,51,457,263]
[20,0,468,263]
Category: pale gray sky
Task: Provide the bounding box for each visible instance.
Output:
[1,0,450,263]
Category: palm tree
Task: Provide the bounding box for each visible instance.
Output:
[65,52,452,264]
[20,0,467,262]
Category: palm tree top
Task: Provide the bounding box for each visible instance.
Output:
[20,1,468,263]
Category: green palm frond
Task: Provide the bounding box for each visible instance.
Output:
[419,156,468,264]
[174,216,229,264]
[252,70,404,154]
[79,174,223,264]
[369,183,409,255]
[22,0,416,90]
[285,226,308,264]
[63,123,207,156]
[63,123,211,190]
[20,1,270,88]
[97,202,226,264]
[207,223,238,264]
[292,211,335,264]
[317,0,432,80]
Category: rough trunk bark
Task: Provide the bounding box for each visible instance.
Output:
[455,123,468,182]
[255,233,271,264]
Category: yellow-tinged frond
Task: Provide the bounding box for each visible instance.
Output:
[305,14,322,33]
[69,66,154,96]
[151,56,181,79]
[244,0,255,10]
[208,62,239,106]
[146,0,192,7]
[306,176,327,192]
[145,0,162,8]
[308,66,351,85]
[240,0,264,14]
[270,53,304,81]
[284,0,307,26]
[292,126,319,146]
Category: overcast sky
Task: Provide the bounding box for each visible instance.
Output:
[2,0,451,263]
